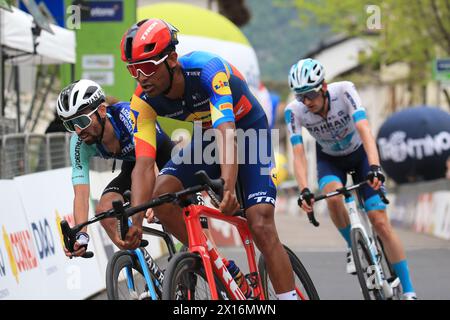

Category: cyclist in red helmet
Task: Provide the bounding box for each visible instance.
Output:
[118,18,298,300]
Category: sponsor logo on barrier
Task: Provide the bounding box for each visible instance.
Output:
[378,131,450,162]
[56,211,75,252]
[2,225,38,283]
[31,219,55,260]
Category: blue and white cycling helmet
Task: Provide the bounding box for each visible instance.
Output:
[288,58,325,94]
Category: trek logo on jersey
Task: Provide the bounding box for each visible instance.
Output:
[212,72,231,95]
[130,109,139,133]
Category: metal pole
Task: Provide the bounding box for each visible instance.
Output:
[14,65,21,132]
[24,65,42,131]
[31,68,56,132]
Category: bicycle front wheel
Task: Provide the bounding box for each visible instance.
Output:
[162,252,230,300]
[258,244,320,300]
[106,250,159,300]
[351,228,384,300]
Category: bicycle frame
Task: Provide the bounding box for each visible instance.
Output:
[343,193,389,294]
[181,203,265,300]
[122,223,177,300]
[331,184,398,299]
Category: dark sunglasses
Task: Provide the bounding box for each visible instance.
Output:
[295,85,323,103]
[62,107,99,132]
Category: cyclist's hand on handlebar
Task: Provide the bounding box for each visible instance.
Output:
[64,232,89,258]
[366,165,385,191]
[298,188,315,213]
[145,208,157,223]
[116,225,142,250]
[219,190,240,216]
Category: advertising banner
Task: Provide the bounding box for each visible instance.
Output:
[377,106,450,184]
[0,180,46,299]
[62,0,137,100]
[13,168,104,299]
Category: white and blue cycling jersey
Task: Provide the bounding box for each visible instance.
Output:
[285,81,367,156]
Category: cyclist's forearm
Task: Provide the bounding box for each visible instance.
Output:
[293,154,308,190]
[216,123,238,192]
[131,161,155,227]
[356,120,380,166]
[73,184,90,233]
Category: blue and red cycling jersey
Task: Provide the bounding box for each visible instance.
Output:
[130,50,266,160]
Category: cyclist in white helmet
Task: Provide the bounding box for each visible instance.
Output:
[285,58,417,300]
[56,79,175,257]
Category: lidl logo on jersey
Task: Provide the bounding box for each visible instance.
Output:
[212,72,231,96]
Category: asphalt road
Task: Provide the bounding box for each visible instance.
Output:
[91,211,450,300]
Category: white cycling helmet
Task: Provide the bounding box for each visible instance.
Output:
[288,58,325,94]
[56,79,105,119]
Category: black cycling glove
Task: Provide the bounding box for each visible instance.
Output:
[298,187,314,206]
[367,165,385,183]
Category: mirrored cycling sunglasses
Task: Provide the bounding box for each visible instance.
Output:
[126,54,168,78]
[295,85,323,103]
[62,107,99,132]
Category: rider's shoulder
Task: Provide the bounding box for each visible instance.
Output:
[285,99,307,114]
[328,81,357,93]
[180,51,227,72]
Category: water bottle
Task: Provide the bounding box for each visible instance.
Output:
[224,259,251,298]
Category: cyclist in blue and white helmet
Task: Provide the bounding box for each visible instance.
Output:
[288,58,327,114]
[285,57,418,300]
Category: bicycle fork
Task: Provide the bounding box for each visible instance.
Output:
[346,195,388,295]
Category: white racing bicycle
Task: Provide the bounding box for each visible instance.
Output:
[302,172,402,300]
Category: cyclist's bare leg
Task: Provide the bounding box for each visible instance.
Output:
[151,174,188,244]
[246,203,295,294]
[322,181,350,228]
[367,210,406,263]
[96,192,124,245]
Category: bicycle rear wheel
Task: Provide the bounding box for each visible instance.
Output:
[106,250,159,300]
[351,228,384,300]
[162,252,230,300]
[258,244,320,300]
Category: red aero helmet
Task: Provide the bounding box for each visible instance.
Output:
[120,18,179,63]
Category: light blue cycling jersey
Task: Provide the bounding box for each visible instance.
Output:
[285,81,367,156]
[70,102,168,185]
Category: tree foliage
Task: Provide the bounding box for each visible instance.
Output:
[285,0,450,84]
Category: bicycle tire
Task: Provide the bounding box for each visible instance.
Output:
[106,250,160,300]
[162,251,230,300]
[375,235,403,299]
[258,244,320,300]
[351,228,384,300]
